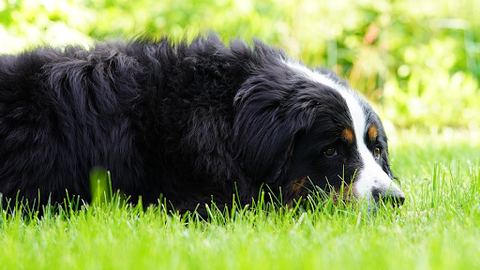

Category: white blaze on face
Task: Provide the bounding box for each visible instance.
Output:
[284,61,404,201]
[336,89,403,199]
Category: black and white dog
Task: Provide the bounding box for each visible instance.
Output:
[0,34,404,212]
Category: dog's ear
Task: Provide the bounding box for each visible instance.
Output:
[232,72,315,186]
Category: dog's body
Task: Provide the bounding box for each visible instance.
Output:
[0,35,404,211]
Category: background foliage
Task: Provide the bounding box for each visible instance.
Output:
[0,0,479,129]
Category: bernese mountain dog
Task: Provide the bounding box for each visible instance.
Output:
[0,34,405,213]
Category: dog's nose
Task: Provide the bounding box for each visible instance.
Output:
[373,187,405,207]
[387,191,405,206]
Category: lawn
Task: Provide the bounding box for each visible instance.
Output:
[0,128,479,270]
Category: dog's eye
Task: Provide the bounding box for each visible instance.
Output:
[374,147,381,160]
[324,148,337,157]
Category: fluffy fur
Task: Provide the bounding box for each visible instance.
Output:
[0,34,404,212]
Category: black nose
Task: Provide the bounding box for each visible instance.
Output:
[373,188,405,207]
[388,193,405,206]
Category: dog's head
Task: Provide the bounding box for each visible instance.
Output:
[233,60,405,206]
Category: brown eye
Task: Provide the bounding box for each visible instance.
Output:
[374,147,381,160]
[324,148,337,157]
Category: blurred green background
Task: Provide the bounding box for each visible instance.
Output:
[0,0,479,130]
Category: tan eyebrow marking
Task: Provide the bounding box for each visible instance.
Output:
[342,128,355,144]
[368,124,378,142]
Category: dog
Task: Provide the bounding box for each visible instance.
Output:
[0,34,404,212]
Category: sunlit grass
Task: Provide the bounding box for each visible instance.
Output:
[0,129,479,269]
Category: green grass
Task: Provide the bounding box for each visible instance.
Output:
[1,129,479,270]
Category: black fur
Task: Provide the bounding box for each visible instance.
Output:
[0,34,396,212]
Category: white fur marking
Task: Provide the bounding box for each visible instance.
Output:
[284,60,403,200]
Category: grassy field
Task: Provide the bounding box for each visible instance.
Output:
[0,129,479,270]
